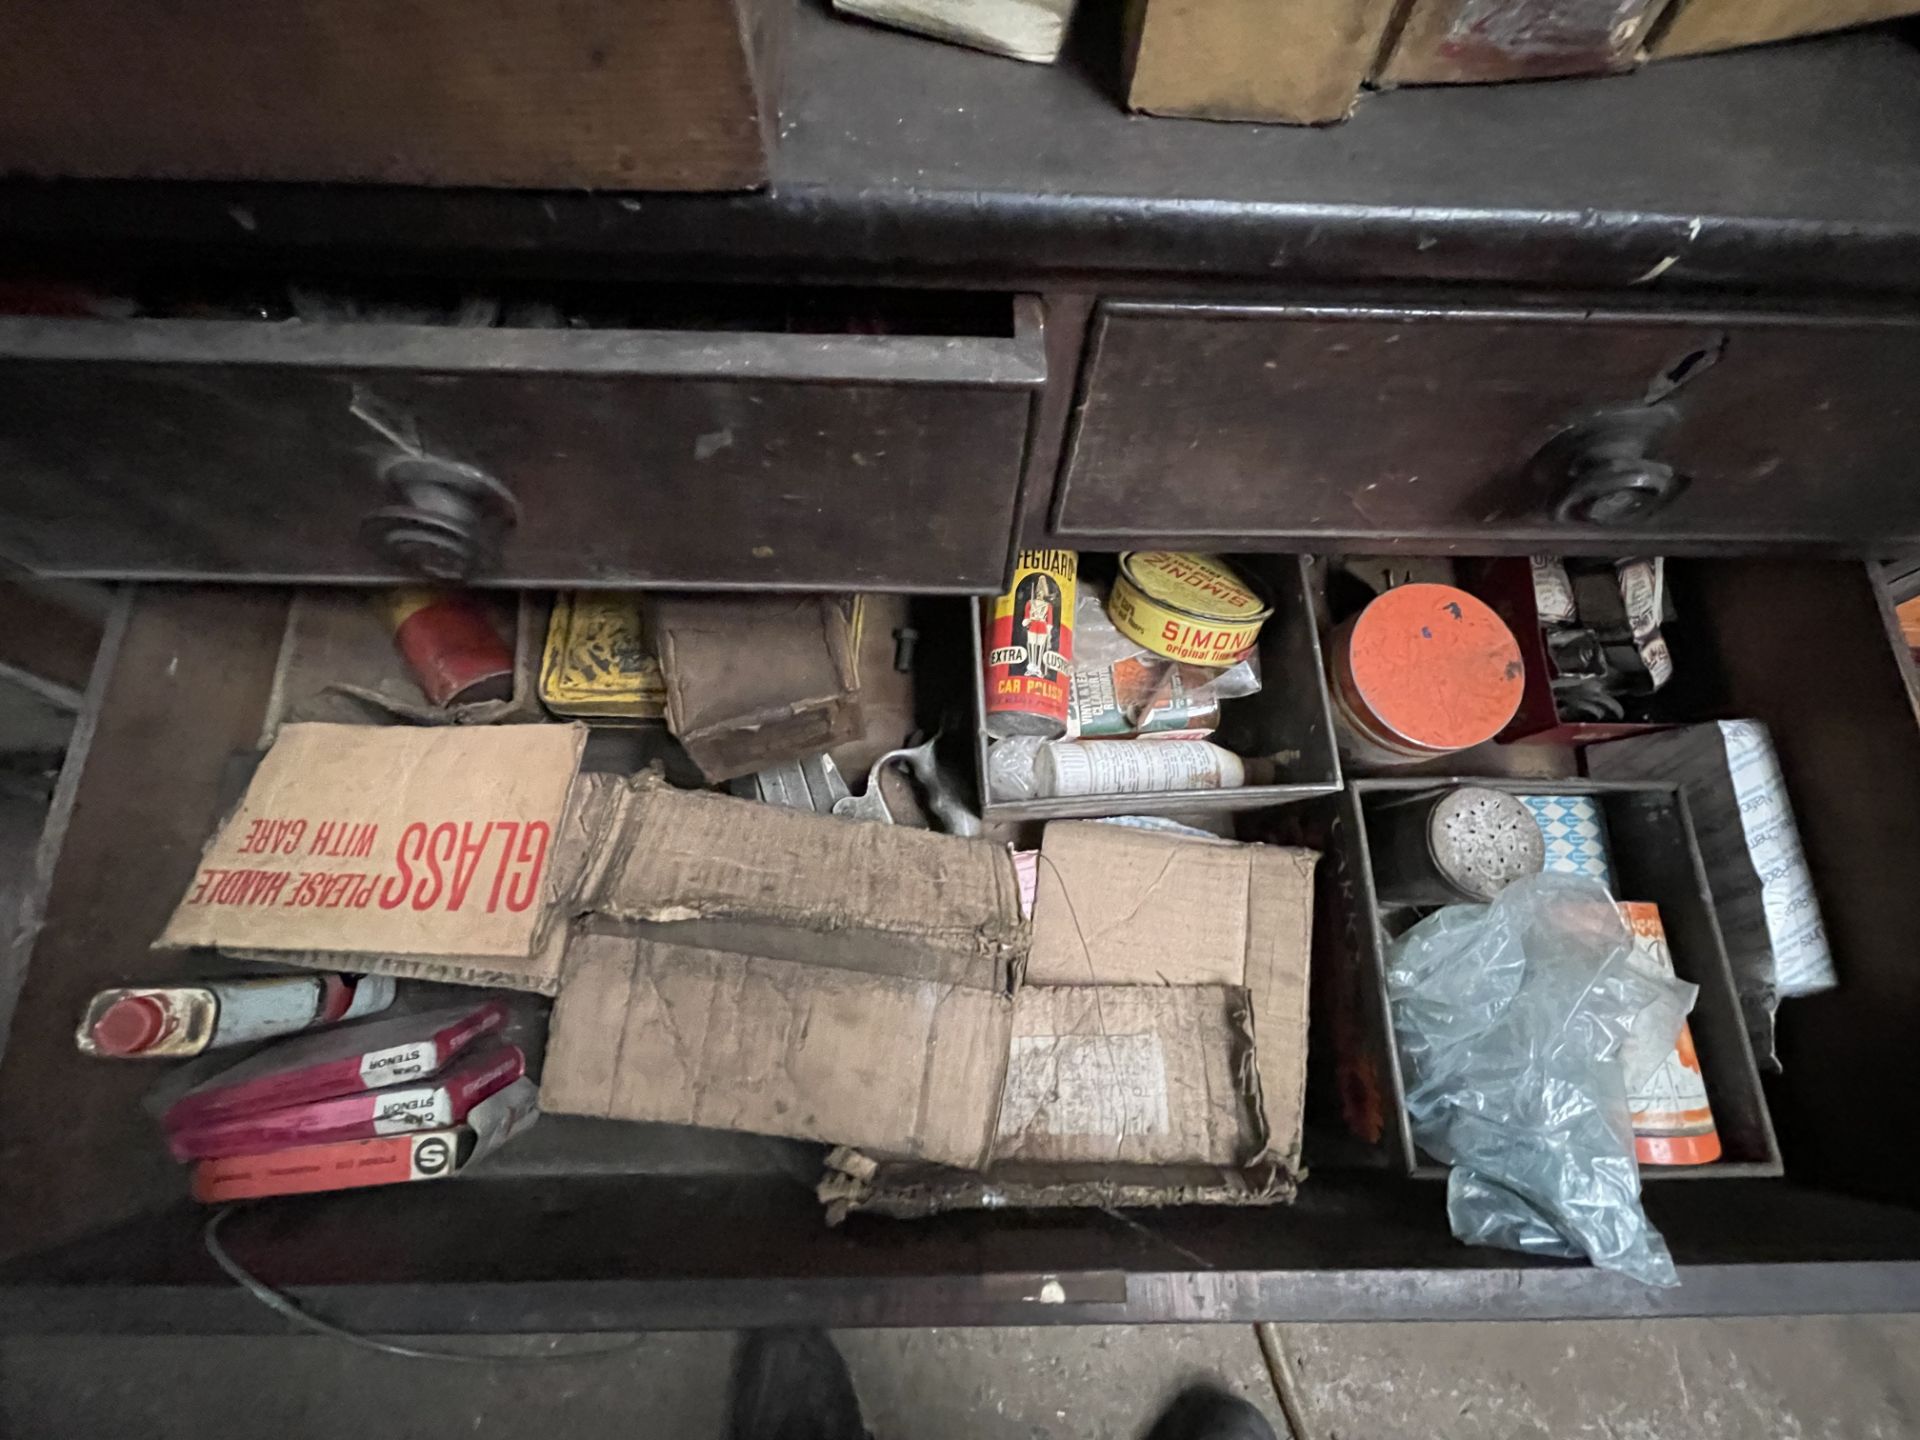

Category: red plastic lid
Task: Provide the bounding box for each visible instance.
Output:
[90,995,168,1056]
[1344,584,1524,752]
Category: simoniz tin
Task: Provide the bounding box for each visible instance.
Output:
[982,550,1077,737]
[1108,553,1272,667]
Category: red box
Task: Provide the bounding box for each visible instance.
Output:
[1458,558,1675,747]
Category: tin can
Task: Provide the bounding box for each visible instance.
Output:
[1368,787,1545,906]
[384,589,516,708]
[1619,902,1722,1166]
[1108,552,1273,667]
[1328,583,1524,767]
[983,550,1077,738]
[540,592,669,721]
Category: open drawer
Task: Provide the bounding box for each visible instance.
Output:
[0,292,1046,592]
[3,563,1920,1333]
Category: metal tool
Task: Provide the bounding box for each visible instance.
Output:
[832,736,981,837]
[732,753,851,814]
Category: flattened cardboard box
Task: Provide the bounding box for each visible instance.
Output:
[537,808,1316,1203]
[826,823,1318,1217]
[542,929,1013,1169]
[157,723,600,994]
[589,776,1026,992]
[541,783,1028,1165]
[995,985,1254,1168]
[1025,823,1316,1173]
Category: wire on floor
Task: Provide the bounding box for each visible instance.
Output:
[203,1205,650,1365]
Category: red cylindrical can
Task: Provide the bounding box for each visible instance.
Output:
[982,550,1077,738]
[1327,583,1524,767]
[384,589,516,708]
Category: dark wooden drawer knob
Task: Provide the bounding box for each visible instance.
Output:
[361,454,519,581]
[1536,407,1687,527]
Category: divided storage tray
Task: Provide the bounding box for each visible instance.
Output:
[1333,777,1782,1180]
[969,555,1343,821]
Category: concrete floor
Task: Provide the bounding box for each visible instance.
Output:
[2,1318,1917,1439]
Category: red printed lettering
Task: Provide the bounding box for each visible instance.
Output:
[505,821,550,914]
[379,823,426,910]
[447,822,496,911]
[412,823,456,911]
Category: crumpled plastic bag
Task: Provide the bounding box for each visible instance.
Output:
[1386,873,1697,1287]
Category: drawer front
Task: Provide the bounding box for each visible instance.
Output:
[0,305,1046,591]
[1056,301,1920,550]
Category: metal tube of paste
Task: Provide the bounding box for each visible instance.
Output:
[77,974,397,1060]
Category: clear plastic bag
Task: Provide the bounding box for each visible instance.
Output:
[987,735,1048,802]
[1386,873,1697,1287]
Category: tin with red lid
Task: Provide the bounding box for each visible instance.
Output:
[1328,583,1525,767]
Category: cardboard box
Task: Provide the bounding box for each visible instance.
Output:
[156,723,605,994]
[995,984,1255,1167]
[994,823,1313,1177]
[541,930,1014,1169]
[1377,0,1675,85]
[1649,0,1920,56]
[541,799,1317,1207]
[1123,0,1403,125]
[588,777,1027,992]
[832,0,1077,62]
[651,594,865,784]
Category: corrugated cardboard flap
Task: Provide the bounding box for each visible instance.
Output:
[1023,823,1317,1174]
[541,928,1011,1170]
[157,723,590,977]
[586,775,1026,992]
[992,984,1255,1167]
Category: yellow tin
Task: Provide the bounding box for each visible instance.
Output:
[1108,553,1272,666]
[539,593,669,720]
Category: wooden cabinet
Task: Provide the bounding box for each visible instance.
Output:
[1055,301,1920,552]
[0,300,1047,592]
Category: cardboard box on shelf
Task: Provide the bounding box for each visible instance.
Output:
[1122,0,1402,126]
[155,723,607,994]
[1648,0,1920,57]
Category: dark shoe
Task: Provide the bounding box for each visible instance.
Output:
[729,1328,871,1440]
[1144,1383,1281,1440]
